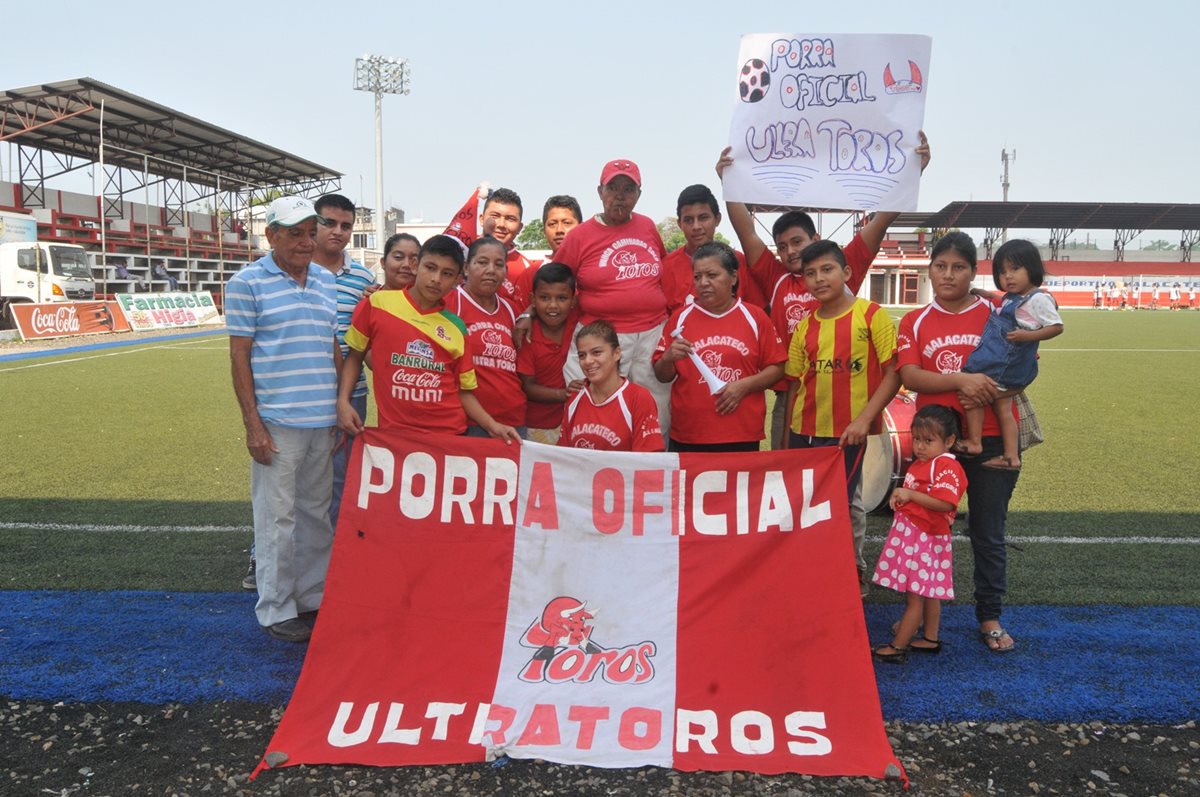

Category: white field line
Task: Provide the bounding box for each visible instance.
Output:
[0,337,218,374]
[1040,348,1200,353]
[1,520,1197,544]
[0,521,252,533]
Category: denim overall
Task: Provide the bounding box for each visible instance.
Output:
[963,290,1042,389]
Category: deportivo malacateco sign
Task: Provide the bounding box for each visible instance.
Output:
[255,433,903,782]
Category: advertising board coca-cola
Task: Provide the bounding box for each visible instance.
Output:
[10,301,131,341]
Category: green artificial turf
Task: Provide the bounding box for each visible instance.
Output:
[1,312,1197,600]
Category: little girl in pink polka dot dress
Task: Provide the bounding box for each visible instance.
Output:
[872,405,968,664]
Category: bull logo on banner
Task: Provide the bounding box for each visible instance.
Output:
[518,596,656,685]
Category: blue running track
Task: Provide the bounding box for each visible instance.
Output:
[0,330,222,363]
[1,591,1195,722]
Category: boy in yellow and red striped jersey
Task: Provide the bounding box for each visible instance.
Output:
[783,239,900,572]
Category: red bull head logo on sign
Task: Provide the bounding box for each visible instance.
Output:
[882,60,923,94]
[519,596,656,685]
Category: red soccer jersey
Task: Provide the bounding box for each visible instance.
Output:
[552,214,667,333]
[652,300,786,444]
[500,249,534,311]
[896,454,967,536]
[344,288,476,435]
[446,287,526,427]
[661,246,768,314]
[896,299,1011,437]
[560,379,665,452]
[517,319,571,429]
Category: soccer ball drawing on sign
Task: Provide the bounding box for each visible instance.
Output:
[739,59,770,102]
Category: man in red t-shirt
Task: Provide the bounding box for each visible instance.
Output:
[552,159,671,437]
[480,187,534,306]
[661,184,766,313]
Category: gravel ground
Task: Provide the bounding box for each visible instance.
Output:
[1,701,1196,796]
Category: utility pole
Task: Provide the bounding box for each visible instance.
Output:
[1000,149,1016,243]
[353,55,410,253]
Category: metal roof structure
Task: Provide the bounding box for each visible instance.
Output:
[747,201,1200,261]
[0,77,341,217]
[913,201,1200,234]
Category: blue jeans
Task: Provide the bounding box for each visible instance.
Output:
[330,393,368,532]
[960,436,1020,624]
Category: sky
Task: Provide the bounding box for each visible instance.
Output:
[1,0,1196,249]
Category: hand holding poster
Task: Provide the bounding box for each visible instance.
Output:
[722,33,931,212]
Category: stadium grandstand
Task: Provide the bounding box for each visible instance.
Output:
[0,78,343,305]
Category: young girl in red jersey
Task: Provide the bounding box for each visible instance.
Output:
[447,236,528,438]
[560,320,664,452]
[872,405,968,664]
[653,242,786,452]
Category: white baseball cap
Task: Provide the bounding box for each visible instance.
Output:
[266,196,319,227]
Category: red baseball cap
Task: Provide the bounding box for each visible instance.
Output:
[599,159,641,188]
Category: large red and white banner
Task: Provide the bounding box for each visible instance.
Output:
[10,300,131,340]
[255,431,903,781]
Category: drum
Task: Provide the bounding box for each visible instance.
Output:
[860,392,917,513]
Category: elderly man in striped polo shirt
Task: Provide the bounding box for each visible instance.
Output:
[227,196,340,643]
[311,193,377,531]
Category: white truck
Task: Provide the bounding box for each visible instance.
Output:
[0,209,96,326]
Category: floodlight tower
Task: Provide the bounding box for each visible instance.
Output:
[354,55,410,252]
[1000,148,1016,242]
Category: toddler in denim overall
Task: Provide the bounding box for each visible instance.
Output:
[958,240,1064,470]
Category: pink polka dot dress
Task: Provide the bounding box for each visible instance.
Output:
[871,454,967,601]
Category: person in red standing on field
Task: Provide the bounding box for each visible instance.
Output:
[653,242,785,452]
[479,187,534,307]
[445,236,527,438]
[518,263,579,445]
[561,320,664,452]
[552,159,672,434]
[661,184,766,314]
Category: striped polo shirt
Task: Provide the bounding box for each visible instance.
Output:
[225,253,339,428]
[331,252,378,399]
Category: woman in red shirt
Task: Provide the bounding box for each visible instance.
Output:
[652,242,786,452]
[895,232,1021,653]
[560,320,664,452]
[446,236,527,438]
